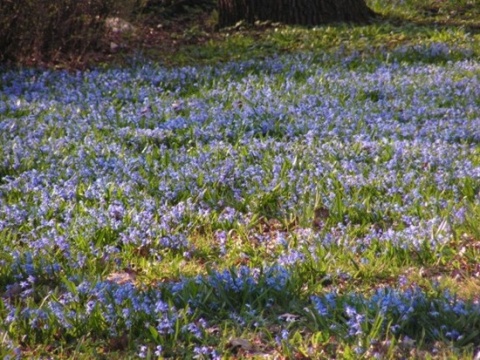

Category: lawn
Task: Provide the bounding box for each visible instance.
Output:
[1,0,480,359]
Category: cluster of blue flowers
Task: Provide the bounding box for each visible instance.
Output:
[311,287,480,341]
[1,43,480,356]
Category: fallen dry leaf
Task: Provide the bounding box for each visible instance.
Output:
[227,338,254,352]
[106,271,136,285]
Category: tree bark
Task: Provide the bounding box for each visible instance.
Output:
[217,0,374,28]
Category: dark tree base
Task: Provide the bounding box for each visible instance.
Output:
[218,0,375,28]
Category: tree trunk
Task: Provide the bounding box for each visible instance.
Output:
[217,0,374,28]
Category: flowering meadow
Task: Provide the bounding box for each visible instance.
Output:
[1,42,480,358]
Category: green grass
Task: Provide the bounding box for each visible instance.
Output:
[1,1,480,359]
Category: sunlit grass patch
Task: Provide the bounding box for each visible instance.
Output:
[368,0,480,25]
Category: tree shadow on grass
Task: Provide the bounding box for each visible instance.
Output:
[146,0,480,67]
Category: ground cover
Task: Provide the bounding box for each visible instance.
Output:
[1,1,480,359]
